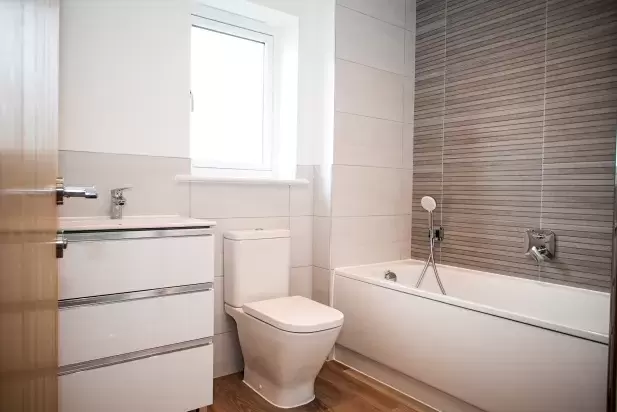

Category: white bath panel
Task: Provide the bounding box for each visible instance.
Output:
[333,270,608,412]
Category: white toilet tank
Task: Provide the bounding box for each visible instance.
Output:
[223,229,290,307]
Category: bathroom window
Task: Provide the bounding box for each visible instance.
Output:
[190,13,275,177]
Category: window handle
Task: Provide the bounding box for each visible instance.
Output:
[190,90,194,112]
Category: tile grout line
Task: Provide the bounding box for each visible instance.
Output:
[538,0,549,280]
[402,0,407,173]
[336,56,406,78]
[439,0,448,264]
[335,109,406,124]
[337,3,408,30]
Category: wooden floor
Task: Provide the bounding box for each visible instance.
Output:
[200,361,434,412]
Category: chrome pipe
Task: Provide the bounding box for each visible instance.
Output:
[416,236,447,295]
[416,248,432,288]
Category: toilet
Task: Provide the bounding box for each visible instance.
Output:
[223,229,344,408]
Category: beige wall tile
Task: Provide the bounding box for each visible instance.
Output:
[291,166,314,216]
[312,267,332,305]
[331,215,410,268]
[190,184,289,219]
[291,217,314,268]
[331,165,409,217]
[337,0,406,27]
[213,331,244,378]
[335,59,404,122]
[290,266,313,299]
[334,112,403,168]
[213,277,234,335]
[403,123,414,169]
[313,165,333,217]
[404,76,415,124]
[313,217,332,269]
[404,28,415,78]
[405,0,416,35]
[336,5,405,74]
[58,151,190,218]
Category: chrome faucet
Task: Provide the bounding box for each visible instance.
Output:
[384,270,397,282]
[110,186,131,219]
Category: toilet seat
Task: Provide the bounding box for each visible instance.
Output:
[243,296,344,333]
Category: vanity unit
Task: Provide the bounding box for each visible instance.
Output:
[58,217,215,412]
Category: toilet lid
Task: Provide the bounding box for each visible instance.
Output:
[243,296,344,333]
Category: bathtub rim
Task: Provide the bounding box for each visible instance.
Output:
[334,259,609,345]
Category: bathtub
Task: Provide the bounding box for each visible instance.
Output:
[333,260,610,412]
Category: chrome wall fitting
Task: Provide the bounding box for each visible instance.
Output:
[524,229,556,264]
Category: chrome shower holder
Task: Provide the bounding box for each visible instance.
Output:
[430,226,445,242]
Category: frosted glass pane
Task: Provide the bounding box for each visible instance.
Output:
[191,26,266,166]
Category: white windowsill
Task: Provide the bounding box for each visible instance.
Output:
[175,174,309,186]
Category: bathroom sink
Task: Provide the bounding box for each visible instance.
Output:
[59,215,216,231]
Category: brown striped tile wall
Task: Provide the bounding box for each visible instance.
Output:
[412,0,617,291]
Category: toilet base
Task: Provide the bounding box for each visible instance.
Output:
[225,304,342,409]
[243,367,315,409]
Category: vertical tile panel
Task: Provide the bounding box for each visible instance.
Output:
[439,0,546,280]
[411,0,617,291]
[541,0,617,290]
[411,0,446,261]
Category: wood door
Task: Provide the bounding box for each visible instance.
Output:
[0,1,60,411]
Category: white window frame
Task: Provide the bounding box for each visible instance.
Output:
[190,9,276,175]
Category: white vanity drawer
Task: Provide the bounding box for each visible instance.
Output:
[59,288,213,366]
[59,343,213,412]
[59,231,214,299]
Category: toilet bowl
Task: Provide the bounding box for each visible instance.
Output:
[225,296,343,408]
[223,229,344,408]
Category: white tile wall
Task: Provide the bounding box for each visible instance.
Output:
[337,0,406,28]
[312,267,332,305]
[291,166,314,216]
[190,184,290,219]
[213,331,244,378]
[406,0,416,31]
[60,0,190,158]
[313,165,333,217]
[335,59,404,122]
[331,165,409,217]
[58,151,190,218]
[290,266,313,298]
[330,215,411,267]
[403,124,414,169]
[336,6,405,75]
[213,277,234,335]
[326,0,414,280]
[404,76,416,124]
[334,112,403,168]
[291,217,313,268]
[313,217,332,269]
[405,29,416,78]
[402,170,413,214]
